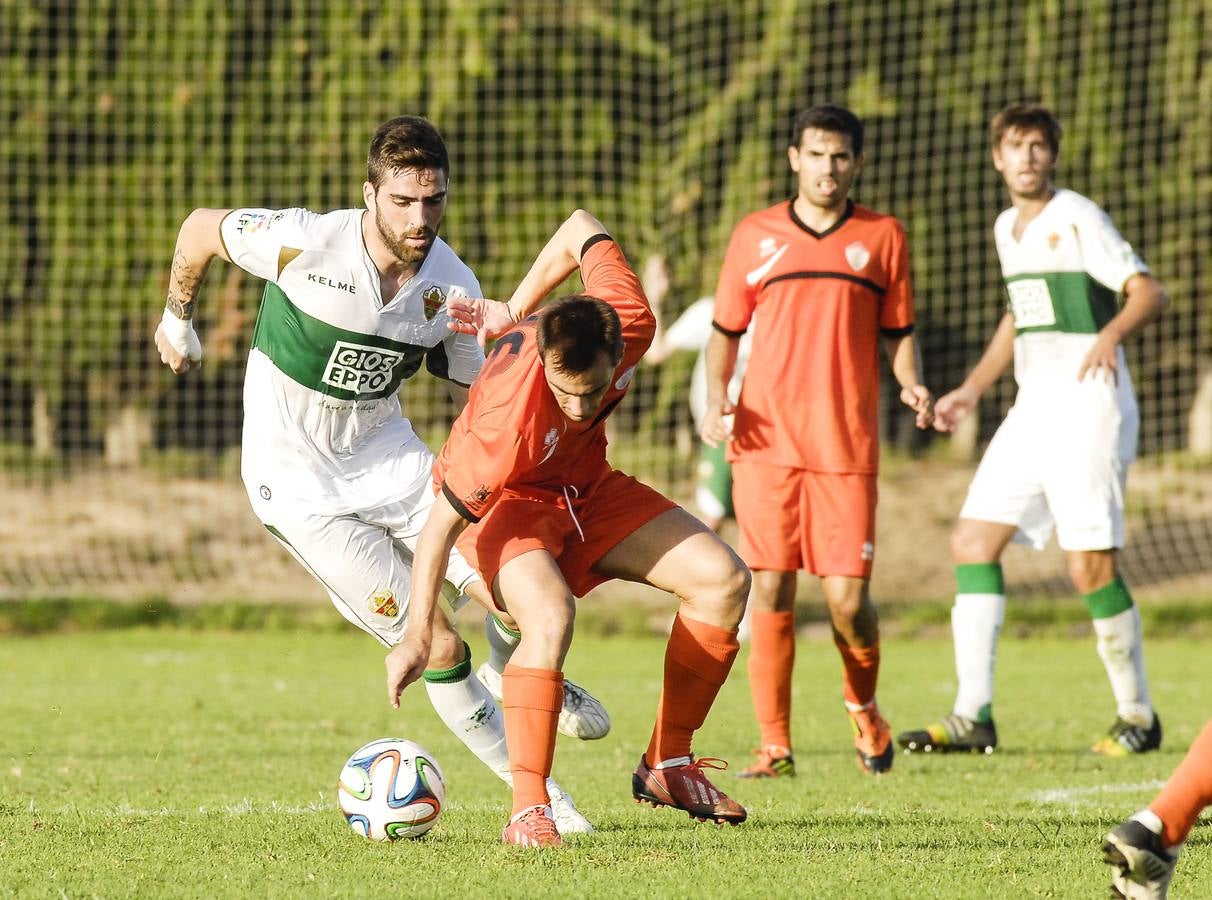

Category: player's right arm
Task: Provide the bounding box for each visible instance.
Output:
[385,490,469,708]
[701,328,739,447]
[702,220,755,447]
[155,208,233,374]
[446,210,612,347]
[933,312,1016,433]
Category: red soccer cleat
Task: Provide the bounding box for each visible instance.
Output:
[632,755,747,825]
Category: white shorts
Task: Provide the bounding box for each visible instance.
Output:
[959,382,1138,552]
[246,441,480,647]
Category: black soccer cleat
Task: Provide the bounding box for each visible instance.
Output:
[896,714,997,754]
[1091,714,1162,757]
[1102,818,1178,899]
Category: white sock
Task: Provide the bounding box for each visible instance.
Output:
[424,663,513,786]
[951,592,1004,722]
[485,614,520,676]
[1092,605,1153,726]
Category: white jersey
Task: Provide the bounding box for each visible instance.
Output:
[662,297,752,426]
[220,207,485,514]
[994,189,1147,404]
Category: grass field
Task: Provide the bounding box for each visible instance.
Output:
[2,627,1209,898]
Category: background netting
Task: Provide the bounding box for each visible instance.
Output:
[2,0,1210,603]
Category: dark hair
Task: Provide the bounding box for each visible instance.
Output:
[789,104,864,156]
[990,103,1062,156]
[367,116,450,188]
[536,295,624,374]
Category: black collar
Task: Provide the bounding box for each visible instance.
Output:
[788,198,854,239]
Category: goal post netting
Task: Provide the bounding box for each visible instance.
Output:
[2,0,1209,603]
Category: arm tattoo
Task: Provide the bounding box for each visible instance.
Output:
[166,247,202,319]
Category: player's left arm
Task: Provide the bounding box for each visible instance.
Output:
[879,222,934,428]
[883,331,935,429]
[1077,273,1168,383]
[385,490,470,708]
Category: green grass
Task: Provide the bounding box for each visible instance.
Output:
[1,630,1208,898]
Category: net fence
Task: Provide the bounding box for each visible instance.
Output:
[2,0,1210,603]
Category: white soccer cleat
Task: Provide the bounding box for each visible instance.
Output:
[546,778,594,835]
[476,662,612,741]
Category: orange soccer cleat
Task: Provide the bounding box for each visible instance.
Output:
[501,805,563,849]
[737,745,797,779]
[849,702,894,774]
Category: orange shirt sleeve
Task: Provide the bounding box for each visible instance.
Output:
[579,236,655,365]
[878,219,916,332]
[712,220,758,335]
[439,362,536,523]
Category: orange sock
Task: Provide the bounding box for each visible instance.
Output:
[501,664,563,816]
[747,609,796,750]
[835,639,880,707]
[646,613,739,764]
[1150,717,1212,847]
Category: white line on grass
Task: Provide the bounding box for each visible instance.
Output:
[1028,780,1166,805]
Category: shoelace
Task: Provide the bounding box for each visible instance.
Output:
[514,807,559,841]
[688,756,728,773]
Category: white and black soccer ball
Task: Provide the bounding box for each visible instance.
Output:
[337,738,445,840]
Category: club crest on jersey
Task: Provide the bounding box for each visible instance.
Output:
[1047,232,1061,250]
[422,285,446,320]
[369,590,399,618]
[845,241,870,272]
[323,341,406,394]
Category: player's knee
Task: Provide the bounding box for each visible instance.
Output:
[950,523,991,564]
[1067,553,1114,595]
[426,626,466,670]
[521,595,576,657]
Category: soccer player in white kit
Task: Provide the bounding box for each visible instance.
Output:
[153,116,606,833]
[897,104,1169,757]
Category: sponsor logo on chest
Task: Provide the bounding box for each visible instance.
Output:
[539,427,560,464]
[323,341,406,394]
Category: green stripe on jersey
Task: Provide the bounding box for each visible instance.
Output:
[1004,271,1118,335]
[251,283,427,400]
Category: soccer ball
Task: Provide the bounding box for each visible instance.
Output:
[337,738,445,840]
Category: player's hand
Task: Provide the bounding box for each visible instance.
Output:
[1077,330,1120,384]
[155,310,202,374]
[901,384,935,429]
[700,398,735,448]
[447,296,518,349]
[385,631,431,709]
[641,254,671,305]
[933,386,978,433]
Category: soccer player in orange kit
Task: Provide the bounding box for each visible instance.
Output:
[703,104,934,778]
[385,209,752,848]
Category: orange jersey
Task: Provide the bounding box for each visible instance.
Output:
[434,235,655,522]
[714,200,916,474]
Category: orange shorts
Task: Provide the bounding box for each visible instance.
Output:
[456,469,677,599]
[732,461,877,578]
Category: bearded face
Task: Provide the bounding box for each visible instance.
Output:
[363,166,448,271]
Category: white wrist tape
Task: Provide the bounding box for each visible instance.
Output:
[161,308,203,361]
